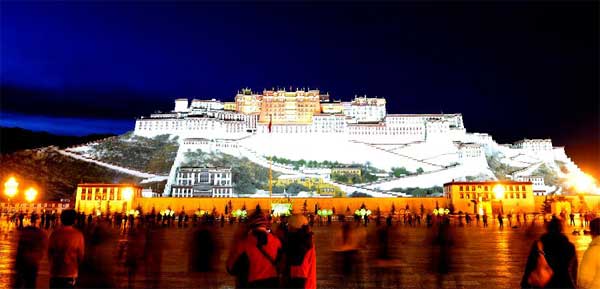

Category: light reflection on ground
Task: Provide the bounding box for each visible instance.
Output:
[0,221,593,289]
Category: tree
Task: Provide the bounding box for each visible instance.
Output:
[416,167,424,174]
[391,167,410,177]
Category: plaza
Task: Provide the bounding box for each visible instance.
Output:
[0,217,593,289]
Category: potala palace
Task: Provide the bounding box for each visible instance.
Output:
[131,88,583,198]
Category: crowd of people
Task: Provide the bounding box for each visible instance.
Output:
[6,207,600,289]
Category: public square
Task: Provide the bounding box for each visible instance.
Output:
[0,217,593,289]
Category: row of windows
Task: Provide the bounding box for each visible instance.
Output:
[82,191,125,201]
[459,185,527,192]
[457,192,527,199]
[0,203,69,208]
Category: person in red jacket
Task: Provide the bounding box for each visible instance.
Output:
[284,214,317,289]
[227,211,282,288]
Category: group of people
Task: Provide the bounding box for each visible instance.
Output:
[9,207,600,289]
[521,216,600,289]
[4,210,59,230]
[226,211,317,289]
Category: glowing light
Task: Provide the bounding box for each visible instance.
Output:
[569,173,596,193]
[493,184,505,199]
[24,187,37,202]
[232,209,247,218]
[122,187,134,201]
[271,203,292,217]
[4,177,19,199]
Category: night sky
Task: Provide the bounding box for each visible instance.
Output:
[1,2,598,177]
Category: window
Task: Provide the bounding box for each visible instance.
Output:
[522,185,526,191]
[471,186,476,191]
[522,193,526,198]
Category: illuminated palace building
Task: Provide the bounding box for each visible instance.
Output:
[134,87,466,143]
[75,184,142,214]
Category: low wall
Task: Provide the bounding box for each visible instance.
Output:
[77,195,600,215]
[132,197,449,215]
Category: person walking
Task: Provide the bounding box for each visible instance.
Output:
[47,209,85,289]
[227,211,282,288]
[13,226,47,289]
[283,214,316,289]
[482,214,488,228]
[498,213,504,229]
[578,218,600,289]
[188,223,221,289]
[521,217,578,289]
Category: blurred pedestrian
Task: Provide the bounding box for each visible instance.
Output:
[125,228,146,289]
[78,220,117,289]
[578,218,600,289]
[371,224,402,288]
[13,226,47,289]
[521,217,578,289]
[332,222,366,289]
[48,209,84,289]
[430,216,455,289]
[188,223,221,289]
[483,214,488,228]
[283,214,316,289]
[144,224,164,289]
[227,211,283,288]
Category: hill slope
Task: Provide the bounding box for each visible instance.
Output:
[0,147,143,200]
[0,126,113,154]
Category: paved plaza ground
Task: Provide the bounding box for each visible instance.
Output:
[0,219,593,289]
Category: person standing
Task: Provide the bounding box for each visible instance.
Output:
[498,213,504,229]
[521,217,578,289]
[578,218,600,289]
[48,209,85,289]
[482,214,488,228]
[14,226,47,289]
[227,211,282,288]
[569,213,575,226]
[283,214,316,289]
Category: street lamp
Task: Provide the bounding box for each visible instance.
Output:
[4,177,19,200]
[4,177,19,213]
[493,184,505,199]
[493,184,505,215]
[25,188,38,203]
[122,187,134,201]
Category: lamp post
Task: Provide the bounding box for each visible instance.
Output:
[25,187,37,203]
[122,187,134,214]
[4,177,19,226]
[493,184,505,217]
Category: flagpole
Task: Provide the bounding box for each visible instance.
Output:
[268,114,273,199]
[269,155,272,199]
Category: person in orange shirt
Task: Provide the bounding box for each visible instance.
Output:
[227,211,282,288]
[48,209,84,289]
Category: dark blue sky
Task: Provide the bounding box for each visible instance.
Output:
[1,2,598,176]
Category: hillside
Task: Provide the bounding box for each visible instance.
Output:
[0,126,114,154]
[0,147,143,200]
[68,132,179,175]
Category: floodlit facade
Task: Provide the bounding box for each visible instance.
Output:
[171,166,233,198]
[443,181,535,216]
[75,183,143,214]
[133,88,467,144]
